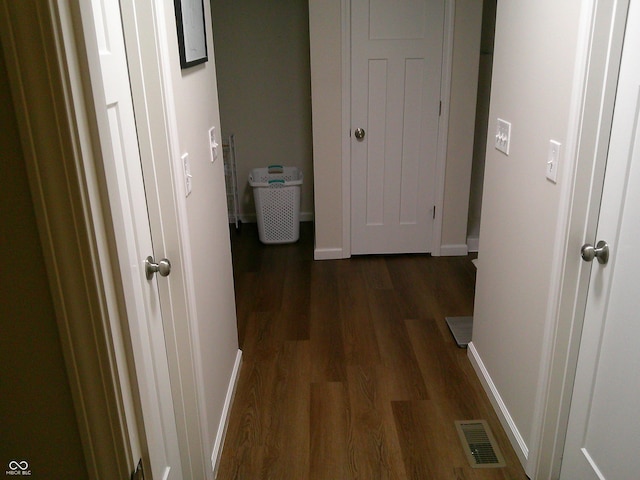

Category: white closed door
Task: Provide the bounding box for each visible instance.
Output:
[560,1,640,478]
[88,0,182,478]
[350,0,444,254]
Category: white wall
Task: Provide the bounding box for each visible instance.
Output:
[211,0,314,222]
[161,0,240,468]
[469,0,583,470]
[309,0,483,257]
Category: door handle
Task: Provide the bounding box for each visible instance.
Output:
[145,256,172,280]
[581,240,609,265]
[354,128,365,140]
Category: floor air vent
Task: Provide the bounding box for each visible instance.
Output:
[454,420,506,468]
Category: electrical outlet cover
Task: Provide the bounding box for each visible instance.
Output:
[209,126,219,163]
[182,152,192,197]
[495,118,511,155]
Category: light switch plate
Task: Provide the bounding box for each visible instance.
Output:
[182,152,192,197]
[208,126,219,163]
[546,140,561,183]
[495,118,511,155]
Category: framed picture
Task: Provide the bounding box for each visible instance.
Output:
[174,0,208,69]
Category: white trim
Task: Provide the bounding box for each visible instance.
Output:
[0,2,136,476]
[466,235,479,253]
[432,0,455,257]
[314,247,345,261]
[439,243,469,257]
[340,0,453,258]
[211,350,243,478]
[150,2,210,476]
[119,1,208,476]
[467,342,529,466]
[341,0,352,259]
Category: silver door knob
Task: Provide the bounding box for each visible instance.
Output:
[581,240,609,265]
[354,128,365,140]
[145,256,172,280]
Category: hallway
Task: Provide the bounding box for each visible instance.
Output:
[218,223,527,479]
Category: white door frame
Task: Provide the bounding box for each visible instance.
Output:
[529,1,630,478]
[118,1,210,477]
[0,1,140,477]
[340,0,454,257]
[78,0,187,477]
[1,0,212,478]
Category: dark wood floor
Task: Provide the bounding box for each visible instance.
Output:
[218,222,528,479]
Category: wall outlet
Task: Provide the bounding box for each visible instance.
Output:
[209,126,219,163]
[182,152,192,197]
[546,140,561,183]
[495,118,511,155]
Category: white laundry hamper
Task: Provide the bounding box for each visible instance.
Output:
[248,165,303,244]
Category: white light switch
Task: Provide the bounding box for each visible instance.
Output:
[209,126,219,163]
[495,118,511,155]
[182,152,192,196]
[546,140,561,183]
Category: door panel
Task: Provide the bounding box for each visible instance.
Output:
[560,1,640,477]
[351,0,444,254]
[369,0,427,40]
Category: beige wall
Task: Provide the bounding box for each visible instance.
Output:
[0,37,88,478]
[309,0,344,254]
[211,0,314,221]
[441,0,483,251]
[162,0,240,460]
[470,0,582,466]
[309,0,483,257]
[467,0,496,245]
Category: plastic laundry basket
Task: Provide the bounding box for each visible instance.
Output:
[249,165,303,244]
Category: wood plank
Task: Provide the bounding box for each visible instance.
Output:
[384,255,440,320]
[261,340,311,479]
[367,288,429,400]
[392,400,468,479]
[336,261,382,367]
[346,364,408,479]
[281,244,311,341]
[309,260,347,382]
[310,382,352,479]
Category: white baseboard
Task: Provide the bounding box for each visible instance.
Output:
[211,350,243,478]
[466,236,479,253]
[314,247,344,260]
[467,342,529,467]
[439,243,469,256]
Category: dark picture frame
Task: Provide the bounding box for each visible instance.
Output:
[174,0,208,69]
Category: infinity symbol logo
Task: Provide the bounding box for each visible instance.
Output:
[8,461,28,471]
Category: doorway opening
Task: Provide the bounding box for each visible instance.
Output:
[467,0,497,254]
[210,0,314,232]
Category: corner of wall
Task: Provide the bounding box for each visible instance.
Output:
[211,350,243,478]
[467,342,529,467]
